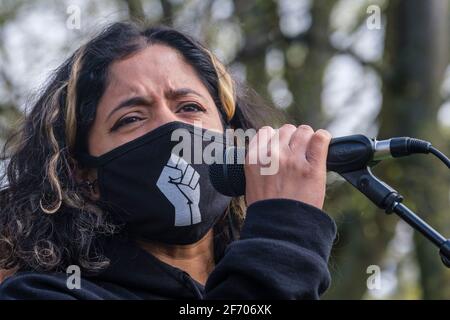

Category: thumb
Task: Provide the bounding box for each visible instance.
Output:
[161,166,182,182]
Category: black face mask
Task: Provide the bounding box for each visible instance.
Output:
[77,121,232,245]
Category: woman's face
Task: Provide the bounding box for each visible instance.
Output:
[87,44,224,157]
[80,44,224,198]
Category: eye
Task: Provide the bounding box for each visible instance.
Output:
[177,103,205,113]
[110,116,144,132]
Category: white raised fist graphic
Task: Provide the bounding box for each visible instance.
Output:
[157,153,201,226]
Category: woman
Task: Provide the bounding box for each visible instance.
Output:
[0,22,336,299]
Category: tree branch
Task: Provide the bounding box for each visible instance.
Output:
[125,0,145,22]
[331,45,385,77]
[160,0,174,25]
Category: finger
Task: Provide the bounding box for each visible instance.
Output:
[258,126,277,166]
[190,171,200,189]
[181,165,195,185]
[163,166,182,181]
[248,126,275,165]
[289,125,314,158]
[306,129,332,166]
[277,124,297,152]
[167,153,181,168]
[175,155,188,173]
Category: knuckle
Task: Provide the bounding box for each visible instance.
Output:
[314,129,332,141]
[297,124,314,132]
[291,132,307,145]
[259,125,274,133]
[280,124,297,132]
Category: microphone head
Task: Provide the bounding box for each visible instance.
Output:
[208,146,246,197]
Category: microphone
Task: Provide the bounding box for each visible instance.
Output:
[208,135,432,197]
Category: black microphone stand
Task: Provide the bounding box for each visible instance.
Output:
[340,167,450,267]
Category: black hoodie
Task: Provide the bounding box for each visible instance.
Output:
[0,198,336,300]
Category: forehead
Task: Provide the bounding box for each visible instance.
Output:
[106,44,205,91]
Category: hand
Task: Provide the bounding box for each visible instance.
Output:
[157,153,201,226]
[244,124,331,209]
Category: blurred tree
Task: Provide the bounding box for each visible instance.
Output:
[234,0,279,103]
[285,0,335,127]
[233,0,401,299]
[160,0,174,25]
[377,0,450,299]
[0,0,23,141]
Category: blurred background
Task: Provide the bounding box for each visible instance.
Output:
[0,0,449,299]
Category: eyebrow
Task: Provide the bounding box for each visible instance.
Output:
[165,87,205,101]
[106,88,206,122]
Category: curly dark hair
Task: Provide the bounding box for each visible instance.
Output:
[0,21,284,273]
